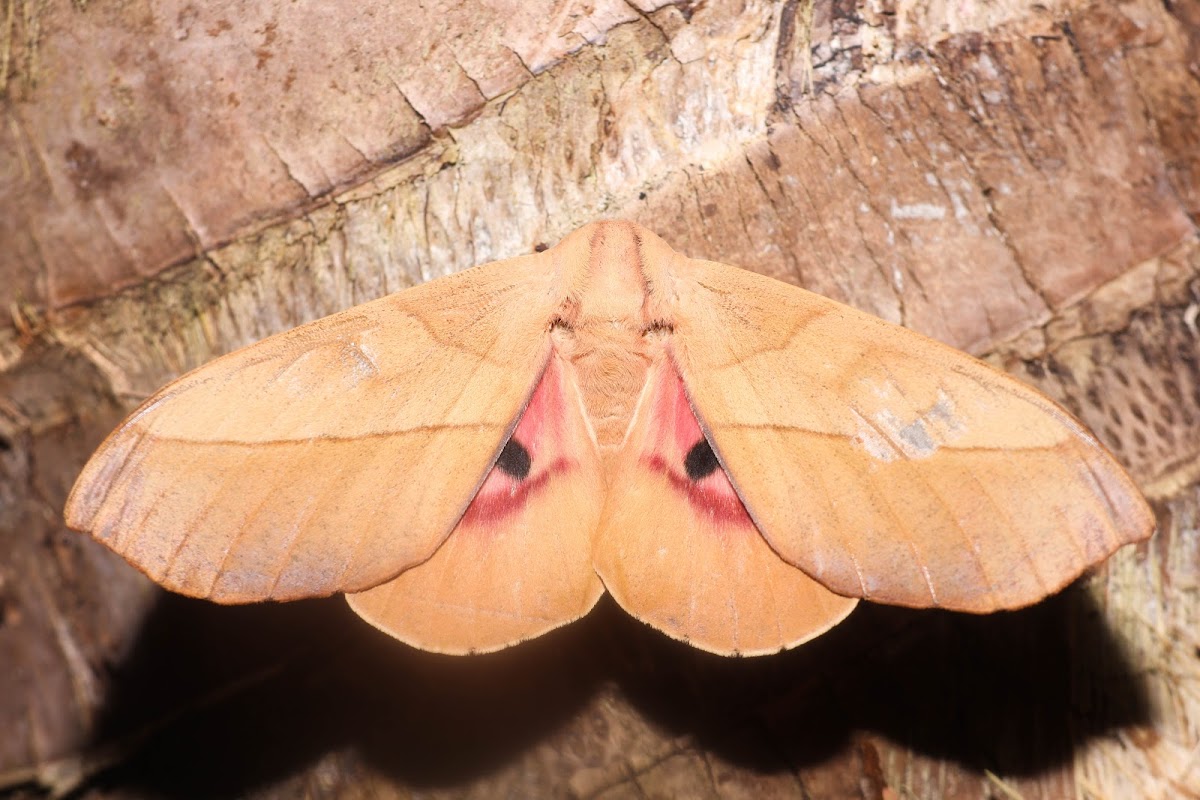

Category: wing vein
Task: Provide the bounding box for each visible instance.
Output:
[1077,452,1131,552]
[149,423,491,449]
[206,464,290,598]
[851,406,997,607]
[160,466,238,584]
[959,462,1052,600]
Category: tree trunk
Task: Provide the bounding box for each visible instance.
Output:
[1,0,1197,797]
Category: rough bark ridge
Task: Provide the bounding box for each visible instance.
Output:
[1,0,1198,797]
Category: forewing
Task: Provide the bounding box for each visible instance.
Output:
[670,258,1155,612]
[65,254,558,602]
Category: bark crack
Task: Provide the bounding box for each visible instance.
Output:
[155,174,206,265]
[261,135,314,200]
[501,43,535,79]
[452,54,486,101]
[923,48,1054,312]
[819,95,906,320]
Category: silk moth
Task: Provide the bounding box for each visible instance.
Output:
[66,221,1154,655]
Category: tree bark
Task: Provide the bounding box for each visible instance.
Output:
[1,0,1197,797]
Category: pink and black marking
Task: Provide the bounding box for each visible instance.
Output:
[644,369,754,526]
[460,362,572,527]
[461,360,752,528]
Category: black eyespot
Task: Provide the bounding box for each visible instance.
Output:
[495,438,532,480]
[684,438,719,481]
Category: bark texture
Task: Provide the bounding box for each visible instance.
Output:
[1,0,1198,797]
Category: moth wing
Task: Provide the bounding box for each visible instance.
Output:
[65,253,559,602]
[669,258,1155,612]
[347,355,606,653]
[594,357,858,656]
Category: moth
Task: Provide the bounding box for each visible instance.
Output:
[66,221,1154,656]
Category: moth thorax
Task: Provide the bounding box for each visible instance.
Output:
[566,334,653,450]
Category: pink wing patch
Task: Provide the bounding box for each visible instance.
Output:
[594,357,856,655]
[347,353,604,653]
[643,366,753,526]
[461,358,574,527]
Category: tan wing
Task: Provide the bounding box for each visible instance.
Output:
[348,355,606,653]
[667,257,1155,612]
[65,253,560,602]
[594,357,858,655]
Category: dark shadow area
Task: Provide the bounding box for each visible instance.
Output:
[88,592,612,797]
[608,586,1153,776]
[86,582,1152,797]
